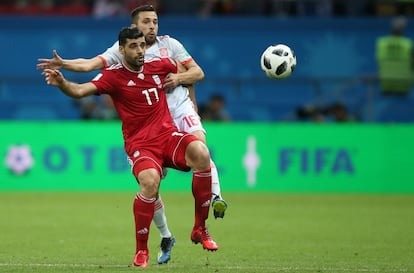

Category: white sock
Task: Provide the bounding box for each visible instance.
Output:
[153,196,172,238]
[210,159,222,198]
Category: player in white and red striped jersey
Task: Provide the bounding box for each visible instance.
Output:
[41,27,219,268]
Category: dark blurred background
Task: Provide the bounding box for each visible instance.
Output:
[1,0,413,122]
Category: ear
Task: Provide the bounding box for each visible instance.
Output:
[119,46,125,56]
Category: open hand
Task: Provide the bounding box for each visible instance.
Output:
[37,50,63,70]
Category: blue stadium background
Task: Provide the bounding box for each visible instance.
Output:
[0,16,413,122]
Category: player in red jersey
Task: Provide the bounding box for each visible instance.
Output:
[41,27,218,268]
[37,5,228,265]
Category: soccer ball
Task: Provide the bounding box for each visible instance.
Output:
[260,44,296,79]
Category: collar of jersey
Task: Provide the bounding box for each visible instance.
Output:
[121,60,144,73]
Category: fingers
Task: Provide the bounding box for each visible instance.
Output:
[42,68,53,74]
[43,72,52,84]
[53,50,59,58]
[163,78,172,88]
[42,69,60,85]
[41,69,59,77]
[36,50,59,70]
[36,60,50,70]
[41,69,50,76]
[163,74,178,89]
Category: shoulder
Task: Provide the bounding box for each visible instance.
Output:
[157,35,182,45]
[402,37,413,45]
[145,57,170,68]
[144,57,163,69]
[145,56,162,64]
[376,36,389,46]
[157,35,171,41]
[105,63,123,71]
[145,57,177,72]
[109,40,120,49]
[99,63,124,79]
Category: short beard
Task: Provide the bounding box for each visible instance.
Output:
[145,37,156,46]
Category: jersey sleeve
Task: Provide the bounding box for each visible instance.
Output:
[166,58,179,73]
[90,69,114,95]
[168,37,193,65]
[98,41,122,68]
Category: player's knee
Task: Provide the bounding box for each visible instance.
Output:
[186,141,210,171]
[137,169,160,198]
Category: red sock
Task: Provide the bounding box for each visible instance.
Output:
[192,169,212,228]
[133,193,155,253]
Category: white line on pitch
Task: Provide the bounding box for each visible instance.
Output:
[0,263,411,272]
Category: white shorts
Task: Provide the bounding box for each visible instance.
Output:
[167,87,205,134]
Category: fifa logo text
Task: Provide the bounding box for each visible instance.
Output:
[279,147,354,174]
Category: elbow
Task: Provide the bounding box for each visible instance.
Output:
[197,69,205,81]
[78,62,100,73]
[71,93,84,99]
[71,87,89,99]
[79,65,95,73]
[79,58,102,72]
[78,67,91,73]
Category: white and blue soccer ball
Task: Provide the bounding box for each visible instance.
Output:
[260,44,296,79]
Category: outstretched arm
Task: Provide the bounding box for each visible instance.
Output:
[37,50,105,72]
[42,69,98,98]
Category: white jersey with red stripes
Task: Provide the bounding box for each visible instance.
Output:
[99,35,203,134]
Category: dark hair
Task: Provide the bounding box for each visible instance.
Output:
[118,27,144,46]
[130,5,156,20]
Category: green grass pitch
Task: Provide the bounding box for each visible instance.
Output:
[0,192,413,273]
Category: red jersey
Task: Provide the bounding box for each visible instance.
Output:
[91,58,178,154]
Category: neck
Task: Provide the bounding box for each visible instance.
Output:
[122,60,143,72]
[146,42,155,49]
